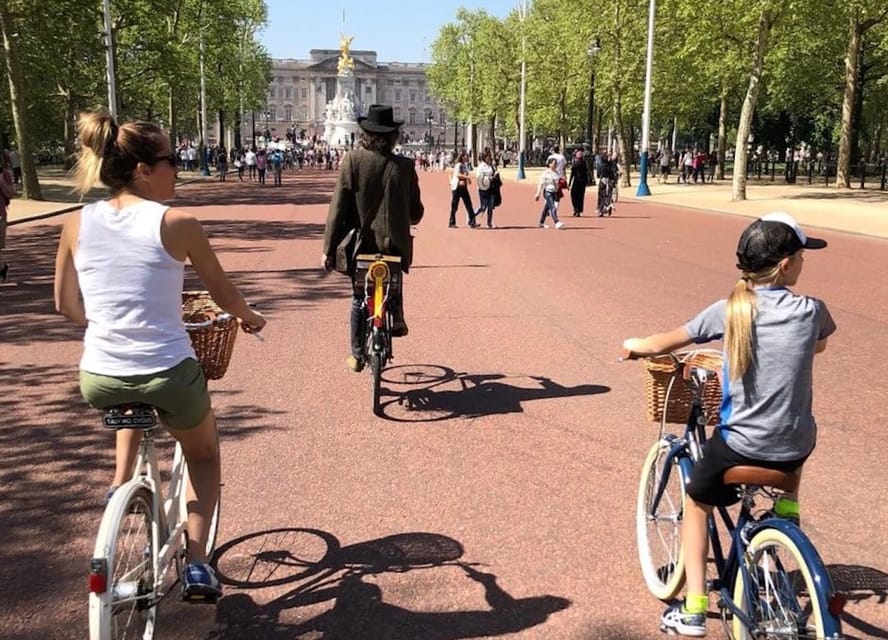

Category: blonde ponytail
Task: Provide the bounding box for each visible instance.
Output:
[725,264,782,380]
[71,111,117,196]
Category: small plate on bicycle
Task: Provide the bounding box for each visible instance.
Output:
[102,404,158,429]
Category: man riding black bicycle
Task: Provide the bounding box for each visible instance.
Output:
[596,152,619,216]
[322,104,424,372]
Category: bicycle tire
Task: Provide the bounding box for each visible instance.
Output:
[175,440,221,559]
[732,526,830,640]
[370,351,383,416]
[89,485,157,640]
[636,437,686,601]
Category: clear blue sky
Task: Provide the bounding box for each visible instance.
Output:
[260,0,517,62]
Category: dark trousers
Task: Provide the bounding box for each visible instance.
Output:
[570,181,587,214]
[350,291,405,358]
[449,187,475,226]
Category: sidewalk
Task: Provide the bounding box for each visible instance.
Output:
[9,165,888,240]
[6,167,207,226]
[499,166,888,240]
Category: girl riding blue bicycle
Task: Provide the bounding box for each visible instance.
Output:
[622,212,836,636]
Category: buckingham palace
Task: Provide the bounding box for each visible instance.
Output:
[245,49,450,146]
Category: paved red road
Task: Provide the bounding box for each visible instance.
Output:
[2,167,887,639]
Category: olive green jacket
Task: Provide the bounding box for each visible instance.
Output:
[323,147,424,271]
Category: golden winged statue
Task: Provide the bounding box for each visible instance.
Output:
[338,34,355,73]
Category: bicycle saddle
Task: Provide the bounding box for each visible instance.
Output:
[723,466,800,493]
[102,403,158,429]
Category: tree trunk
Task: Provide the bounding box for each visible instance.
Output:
[63,93,76,170]
[168,85,177,148]
[837,19,862,188]
[488,114,496,153]
[717,90,727,180]
[732,8,771,202]
[0,5,42,200]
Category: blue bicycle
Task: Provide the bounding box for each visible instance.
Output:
[632,350,845,639]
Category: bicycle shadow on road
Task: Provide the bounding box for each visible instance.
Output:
[207,528,570,639]
[827,564,888,639]
[377,364,610,422]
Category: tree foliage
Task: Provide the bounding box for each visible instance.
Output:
[0,0,270,198]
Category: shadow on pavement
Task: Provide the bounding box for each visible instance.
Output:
[172,169,337,208]
[787,191,888,203]
[828,564,888,639]
[0,360,283,635]
[209,528,570,639]
[376,364,610,422]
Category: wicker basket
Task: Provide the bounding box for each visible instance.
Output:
[644,350,724,425]
[182,291,238,380]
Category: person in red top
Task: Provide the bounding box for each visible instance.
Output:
[0,150,15,282]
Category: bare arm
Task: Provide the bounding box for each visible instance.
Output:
[622,326,695,358]
[162,209,265,331]
[53,215,87,326]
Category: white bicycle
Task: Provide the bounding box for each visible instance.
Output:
[88,314,228,640]
[87,402,220,640]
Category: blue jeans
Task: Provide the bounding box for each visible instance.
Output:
[539,192,560,225]
[476,190,495,226]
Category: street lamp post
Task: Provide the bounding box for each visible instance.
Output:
[517,0,529,180]
[586,38,601,151]
[198,9,210,177]
[636,0,656,197]
[101,0,118,118]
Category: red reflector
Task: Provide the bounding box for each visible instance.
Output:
[828,592,846,617]
[89,572,108,594]
[373,316,383,328]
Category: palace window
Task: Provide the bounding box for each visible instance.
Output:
[300,105,308,120]
[410,91,416,103]
[285,87,292,99]
[301,88,307,99]
[395,89,401,102]
[269,109,276,121]
[394,107,401,120]
[408,108,416,125]
[439,109,446,125]
[284,107,292,121]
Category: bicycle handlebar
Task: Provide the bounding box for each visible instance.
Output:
[184,313,265,341]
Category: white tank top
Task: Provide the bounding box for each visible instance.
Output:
[75,199,196,376]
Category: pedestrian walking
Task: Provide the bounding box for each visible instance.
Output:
[474,150,499,228]
[568,150,590,216]
[448,152,476,228]
[0,150,15,282]
[217,145,228,181]
[235,149,245,181]
[245,147,256,180]
[658,149,672,183]
[256,149,267,185]
[322,104,424,372]
[270,148,283,186]
[54,109,266,601]
[622,211,834,637]
[534,157,564,229]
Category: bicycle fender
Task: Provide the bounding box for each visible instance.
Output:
[747,519,843,636]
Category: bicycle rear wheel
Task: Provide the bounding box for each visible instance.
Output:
[89,485,157,640]
[732,526,831,639]
[370,351,383,416]
[636,437,686,601]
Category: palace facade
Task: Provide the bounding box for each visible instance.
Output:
[245,49,450,146]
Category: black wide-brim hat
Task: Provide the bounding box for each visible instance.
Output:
[358,104,403,133]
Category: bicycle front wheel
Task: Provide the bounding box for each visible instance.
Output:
[732,526,829,640]
[89,485,157,640]
[636,437,686,601]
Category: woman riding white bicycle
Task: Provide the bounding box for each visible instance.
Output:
[54,110,265,600]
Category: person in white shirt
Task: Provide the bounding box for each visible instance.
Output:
[474,151,499,228]
[245,148,257,181]
[534,157,565,229]
[546,146,567,179]
[448,152,477,228]
[54,110,266,601]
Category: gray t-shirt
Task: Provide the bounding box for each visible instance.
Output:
[685,288,836,461]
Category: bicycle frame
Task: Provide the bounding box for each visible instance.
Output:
[364,259,391,331]
[646,370,843,637]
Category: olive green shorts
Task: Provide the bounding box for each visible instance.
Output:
[80,358,211,430]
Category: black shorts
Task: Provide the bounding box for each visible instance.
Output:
[686,429,810,507]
